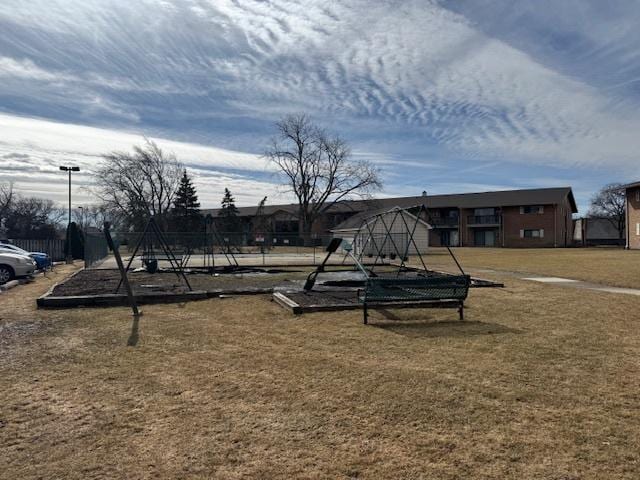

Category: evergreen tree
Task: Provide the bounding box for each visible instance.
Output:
[172,170,202,231]
[252,196,270,235]
[64,222,85,259]
[218,188,239,233]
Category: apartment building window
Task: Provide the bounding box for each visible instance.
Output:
[636,190,640,202]
[520,205,544,214]
[520,229,544,238]
[637,223,640,236]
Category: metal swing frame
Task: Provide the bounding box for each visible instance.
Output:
[349,205,470,324]
[115,217,192,293]
[201,215,239,272]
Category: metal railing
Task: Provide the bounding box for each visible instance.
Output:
[430,217,459,227]
[467,215,501,225]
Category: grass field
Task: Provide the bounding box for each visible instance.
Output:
[423,247,640,289]
[1,253,640,479]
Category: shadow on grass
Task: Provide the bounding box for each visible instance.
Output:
[127,315,140,346]
[372,310,520,338]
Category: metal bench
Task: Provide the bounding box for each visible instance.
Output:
[358,274,470,324]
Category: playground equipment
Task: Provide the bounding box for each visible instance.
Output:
[115,217,192,293]
[303,237,344,291]
[349,205,431,273]
[325,205,471,323]
[104,222,140,317]
[200,214,239,271]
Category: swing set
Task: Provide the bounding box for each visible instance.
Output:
[115,217,192,293]
[303,205,471,324]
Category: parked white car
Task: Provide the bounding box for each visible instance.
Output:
[0,243,51,270]
[0,251,37,284]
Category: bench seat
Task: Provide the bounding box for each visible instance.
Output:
[358,274,470,324]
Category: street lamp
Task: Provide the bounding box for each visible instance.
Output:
[60,166,80,264]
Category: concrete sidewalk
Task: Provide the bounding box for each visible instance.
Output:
[521,276,640,297]
[464,266,640,297]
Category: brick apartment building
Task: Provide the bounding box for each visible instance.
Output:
[204,187,577,248]
[624,181,640,250]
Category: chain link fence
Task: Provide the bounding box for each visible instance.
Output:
[92,231,342,268]
[111,231,336,254]
[84,232,109,268]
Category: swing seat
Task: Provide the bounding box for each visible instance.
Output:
[144,258,158,273]
[142,250,184,264]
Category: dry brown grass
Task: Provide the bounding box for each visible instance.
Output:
[423,247,640,289]
[1,259,640,479]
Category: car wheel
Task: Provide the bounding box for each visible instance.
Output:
[0,265,14,284]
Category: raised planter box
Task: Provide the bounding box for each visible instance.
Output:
[37,290,209,308]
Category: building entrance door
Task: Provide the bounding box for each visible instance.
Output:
[450,230,459,247]
[441,230,459,247]
[474,229,496,247]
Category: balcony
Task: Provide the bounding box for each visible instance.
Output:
[467,215,501,226]
[429,216,459,228]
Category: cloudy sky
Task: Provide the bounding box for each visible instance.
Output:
[1,0,640,211]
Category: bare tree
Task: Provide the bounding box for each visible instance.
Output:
[588,183,626,239]
[4,196,62,239]
[74,204,120,231]
[0,182,14,221]
[266,114,381,240]
[93,139,183,230]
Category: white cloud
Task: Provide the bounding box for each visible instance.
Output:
[0,56,76,82]
[2,0,640,203]
[0,113,279,206]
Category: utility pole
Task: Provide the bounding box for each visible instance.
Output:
[59,166,80,264]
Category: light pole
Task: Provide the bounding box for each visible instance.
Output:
[60,166,80,264]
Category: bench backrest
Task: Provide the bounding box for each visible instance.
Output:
[364,274,470,302]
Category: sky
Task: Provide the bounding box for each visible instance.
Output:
[1,0,640,212]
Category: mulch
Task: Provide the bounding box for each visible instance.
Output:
[50,268,305,297]
[282,290,360,307]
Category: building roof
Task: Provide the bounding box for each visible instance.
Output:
[202,187,578,217]
[330,206,431,232]
[622,180,640,189]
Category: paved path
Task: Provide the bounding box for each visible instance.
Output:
[464,267,640,297]
[521,276,640,296]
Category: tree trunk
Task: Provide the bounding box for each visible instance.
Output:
[299,216,313,247]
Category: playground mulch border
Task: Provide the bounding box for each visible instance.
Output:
[36,267,291,309]
[36,265,502,309]
[273,290,466,315]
